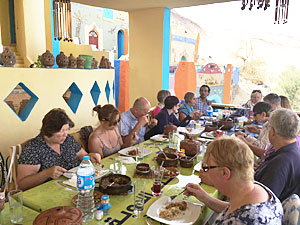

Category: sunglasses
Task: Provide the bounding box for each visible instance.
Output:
[104,118,120,126]
[252,90,262,94]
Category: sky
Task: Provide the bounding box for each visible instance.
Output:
[174,1,300,37]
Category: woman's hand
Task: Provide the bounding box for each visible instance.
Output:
[46,166,67,179]
[88,153,101,163]
[184,183,209,202]
[245,125,260,134]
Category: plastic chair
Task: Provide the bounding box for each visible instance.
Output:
[282,194,300,225]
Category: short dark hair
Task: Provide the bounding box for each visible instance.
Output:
[253,102,272,117]
[200,85,210,93]
[263,93,281,106]
[164,96,179,109]
[157,90,171,103]
[40,108,74,137]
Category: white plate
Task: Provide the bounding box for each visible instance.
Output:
[147,196,202,225]
[150,134,169,142]
[63,166,109,179]
[194,162,202,172]
[200,132,215,139]
[177,127,204,136]
[118,146,152,157]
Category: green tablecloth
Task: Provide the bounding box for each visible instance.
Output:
[0,203,39,225]
[22,140,221,224]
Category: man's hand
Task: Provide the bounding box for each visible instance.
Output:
[88,153,101,163]
[149,118,158,128]
[138,115,148,127]
[46,166,67,179]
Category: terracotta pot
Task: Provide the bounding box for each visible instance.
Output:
[41,50,54,68]
[98,174,132,195]
[218,119,233,130]
[1,47,16,67]
[205,125,218,132]
[56,51,69,68]
[33,206,82,225]
[180,139,200,157]
[163,125,177,135]
[68,54,77,68]
[77,55,85,69]
[156,152,178,167]
[91,58,98,69]
[179,156,194,168]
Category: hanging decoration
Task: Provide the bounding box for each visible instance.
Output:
[241,0,289,24]
[53,0,73,41]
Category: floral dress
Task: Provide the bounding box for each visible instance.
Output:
[214,182,283,225]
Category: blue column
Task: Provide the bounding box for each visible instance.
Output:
[162,7,171,90]
[50,0,60,68]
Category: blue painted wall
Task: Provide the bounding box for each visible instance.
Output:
[162,8,171,90]
[117,30,124,59]
[50,0,60,68]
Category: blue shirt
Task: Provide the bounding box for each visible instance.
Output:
[119,109,146,144]
[178,103,194,116]
[255,142,300,201]
[195,97,209,114]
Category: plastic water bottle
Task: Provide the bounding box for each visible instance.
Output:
[77,156,95,222]
[207,105,213,117]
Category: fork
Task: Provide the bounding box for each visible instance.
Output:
[168,185,192,202]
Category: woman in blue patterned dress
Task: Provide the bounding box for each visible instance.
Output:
[184,136,283,224]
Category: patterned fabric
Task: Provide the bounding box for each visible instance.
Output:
[246,121,271,150]
[195,97,209,114]
[19,134,81,171]
[178,103,194,116]
[214,182,283,225]
[282,194,300,225]
[119,109,146,144]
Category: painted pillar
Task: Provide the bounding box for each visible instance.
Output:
[223,64,232,104]
[124,28,129,55]
[129,8,170,107]
[49,0,60,67]
[0,0,11,46]
[194,33,200,63]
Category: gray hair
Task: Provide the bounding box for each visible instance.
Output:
[269,109,300,139]
[184,92,195,104]
[157,90,171,103]
[133,97,150,109]
[263,93,281,106]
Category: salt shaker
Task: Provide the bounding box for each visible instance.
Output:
[95,207,103,221]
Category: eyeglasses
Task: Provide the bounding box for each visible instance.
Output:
[104,118,120,126]
[252,90,262,94]
[202,164,220,172]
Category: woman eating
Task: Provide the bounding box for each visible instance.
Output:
[88,104,137,158]
[17,108,101,191]
[178,92,201,121]
[184,136,283,224]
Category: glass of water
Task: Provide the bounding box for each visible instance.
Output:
[133,180,145,215]
[8,189,23,224]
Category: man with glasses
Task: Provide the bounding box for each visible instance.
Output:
[119,97,157,144]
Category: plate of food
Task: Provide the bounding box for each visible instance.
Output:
[118,146,152,157]
[163,167,180,178]
[63,165,109,179]
[200,131,216,139]
[150,134,169,142]
[146,196,202,225]
[177,127,204,137]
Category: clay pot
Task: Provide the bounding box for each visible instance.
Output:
[68,54,77,68]
[218,119,234,130]
[33,206,82,225]
[179,156,194,168]
[56,51,69,68]
[76,55,85,69]
[163,125,177,135]
[41,50,54,68]
[1,47,16,67]
[180,139,200,157]
[205,125,218,132]
[156,152,178,167]
[91,58,98,69]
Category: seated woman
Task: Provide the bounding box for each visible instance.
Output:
[88,104,137,158]
[144,96,196,140]
[243,90,262,109]
[280,95,292,109]
[178,92,201,121]
[152,90,171,118]
[17,108,101,191]
[184,136,283,224]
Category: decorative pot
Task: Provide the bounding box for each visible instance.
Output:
[97,174,132,195]
[68,54,77,68]
[91,58,98,69]
[41,50,54,68]
[80,55,93,69]
[56,51,69,68]
[1,47,16,67]
[76,55,85,69]
[180,139,200,157]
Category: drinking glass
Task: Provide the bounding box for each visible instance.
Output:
[168,131,177,149]
[152,166,163,196]
[8,189,23,224]
[113,157,123,174]
[133,180,145,214]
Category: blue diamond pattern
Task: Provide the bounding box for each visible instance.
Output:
[64,82,82,113]
[105,81,110,103]
[90,81,101,105]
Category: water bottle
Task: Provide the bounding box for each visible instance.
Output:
[207,105,213,117]
[77,156,95,222]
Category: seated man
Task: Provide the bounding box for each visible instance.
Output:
[255,108,300,201]
[236,102,272,158]
[144,96,195,140]
[17,108,101,191]
[119,97,157,144]
[195,85,211,115]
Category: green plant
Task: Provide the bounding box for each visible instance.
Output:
[34,55,45,68]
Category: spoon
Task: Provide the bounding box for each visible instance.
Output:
[155,145,171,160]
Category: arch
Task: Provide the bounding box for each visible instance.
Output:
[117,30,124,59]
[89,30,98,49]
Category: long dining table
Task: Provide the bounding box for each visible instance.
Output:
[11,138,221,225]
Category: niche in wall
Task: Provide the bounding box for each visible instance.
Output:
[90,81,101,105]
[4,82,39,121]
[62,82,82,113]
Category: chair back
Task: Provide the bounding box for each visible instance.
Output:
[282,194,300,225]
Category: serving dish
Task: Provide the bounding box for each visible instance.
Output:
[118,146,152,157]
[97,174,132,195]
[156,152,178,167]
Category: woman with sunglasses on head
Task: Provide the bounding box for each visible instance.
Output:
[184,136,282,224]
[243,90,262,109]
[89,105,138,158]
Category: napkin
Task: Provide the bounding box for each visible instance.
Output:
[115,156,136,164]
[63,175,77,188]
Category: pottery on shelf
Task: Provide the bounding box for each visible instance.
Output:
[91,58,98,69]
[1,47,16,67]
[56,51,69,68]
[68,54,77,68]
[41,50,55,68]
[76,55,85,69]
